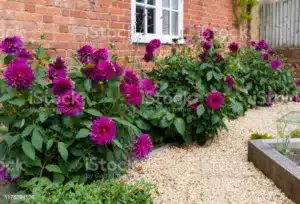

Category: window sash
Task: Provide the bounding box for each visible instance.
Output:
[131,0,184,44]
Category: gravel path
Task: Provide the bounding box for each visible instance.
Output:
[125,103,300,204]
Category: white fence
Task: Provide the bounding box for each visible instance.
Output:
[260,0,300,47]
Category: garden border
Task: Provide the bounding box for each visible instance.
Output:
[248,139,300,204]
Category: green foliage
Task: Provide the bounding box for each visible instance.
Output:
[228,47,296,107]
[291,129,300,138]
[250,132,273,140]
[233,0,258,27]
[0,44,143,190]
[24,179,158,204]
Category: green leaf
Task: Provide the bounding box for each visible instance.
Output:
[38,111,48,123]
[58,142,68,162]
[45,164,63,174]
[76,128,90,139]
[85,109,102,117]
[4,135,19,147]
[31,129,43,152]
[53,173,64,184]
[207,71,213,81]
[46,139,54,150]
[174,118,185,136]
[36,45,44,59]
[196,105,205,117]
[84,79,91,92]
[150,109,166,119]
[0,93,14,103]
[8,98,26,106]
[159,82,168,92]
[212,115,221,124]
[135,119,150,130]
[112,140,123,149]
[21,125,35,137]
[22,140,36,160]
[68,158,81,172]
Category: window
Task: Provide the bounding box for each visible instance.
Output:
[131,0,184,44]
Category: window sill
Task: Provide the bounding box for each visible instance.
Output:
[131,34,185,45]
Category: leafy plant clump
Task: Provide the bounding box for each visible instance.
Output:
[290,129,300,138]
[0,36,158,190]
[24,179,158,204]
[250,132,273,140]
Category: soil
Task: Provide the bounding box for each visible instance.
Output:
[288,149,300,166]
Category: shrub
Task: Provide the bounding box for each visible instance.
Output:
[24,179,158,204]
[228,43,296,107]
[135,32,246,145]
[0,36,155,189]
[250,132,273,140]
[290,129,300,138]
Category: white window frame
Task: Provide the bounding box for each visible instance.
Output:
[131,0,184,44]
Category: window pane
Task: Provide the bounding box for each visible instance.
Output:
[163,10,170,35]
[136,0,145,3]
[136,6,145,33]
[147,0,155,5]
[172,12,178,35]
[147,8,155,34]
[163,0,170,8]
[172,0,178,10]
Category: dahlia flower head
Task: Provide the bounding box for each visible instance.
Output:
[143,39,161,62]
[256,40,269,50]
[249,41,256,47]
[0,36,23,54]
[206,91,224,110]
[215,53,224,62]
[0,167,19,183]
[17,48,33,60]
[202,28,214,41]
[51,78,73,96]
[225,75,234,89]
[93,48,109,61]
[56,91,83,116]
[120,69,139,93]
[133,133,153,159]
[270,59,282,70]
[77,45,94,64]
[141,78,157,96]
[4,58,34,89]
[48,57,68,80]
[202,41,212,51]
[296,78,300,87]
[90,117,116,145]
[293,96,300,102]
[83,60,116,81]
[228,42,239,53]
[261,53,269,61]
[122,84,143,105]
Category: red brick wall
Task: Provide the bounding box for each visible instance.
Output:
[0,0,246,67]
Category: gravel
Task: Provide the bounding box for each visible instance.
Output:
[125,103,300,204]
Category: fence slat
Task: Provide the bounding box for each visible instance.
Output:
[260,0,300,48]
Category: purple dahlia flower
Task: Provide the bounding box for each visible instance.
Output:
[120,69,139,94]
[51,78,73,96]
[95,60,116,81]
[250,41,256,47]
[4,58,34,89]
[17,48,33,60]
[90,117,116,145]
[216,53,224,62]
[199,52,206,61]
[56,91,83,116]
[149,39,161,49]
[141,78,157,96]
[270,59,282,70]
[143,52,154,62]
[0,167,8,181]
[261,53,269,61]
[77,45,93,64]
[112,62,124,76]
[93,48,109,61]
[122,84,142,105]
[48,57,67,80]
[256,40,269,50]
[293,96,300,102]
[296,78,300,87]
[206,91,224,110]
[202,41,212,51]
[268,49,275,56]
[267,91,273,107]
[0,36,23,54]
[202,28,214,41]
[145,43,156,53]
[225,75,234,89]
[133,133,153,159]
[228,42,239,53]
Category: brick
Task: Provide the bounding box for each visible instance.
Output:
[4,2,24,11]
[71,10,87,19]
[43,15,53,23]
[24,4,36,13]
[36,5,61,15]
[59,25,69,33]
